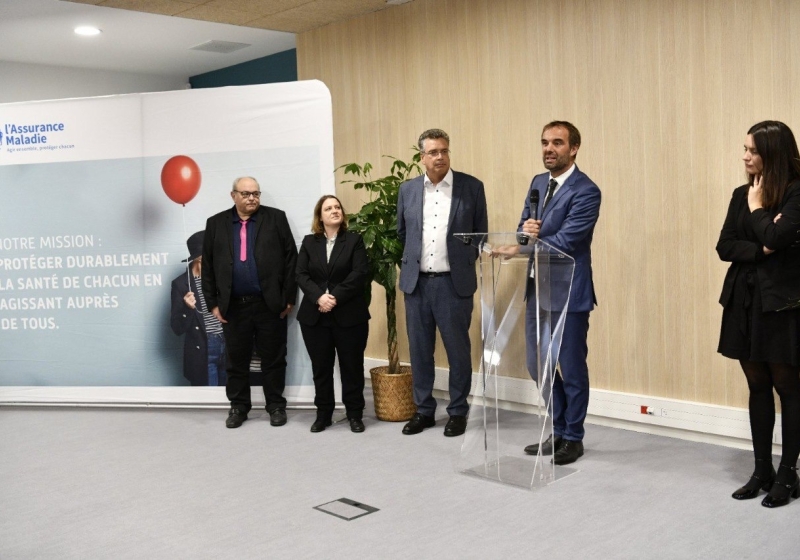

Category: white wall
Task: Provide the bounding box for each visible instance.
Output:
[0,61,188,104]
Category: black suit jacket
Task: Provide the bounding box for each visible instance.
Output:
[295,231,371,327]
[716,181,800,312]
[202,205,298,317]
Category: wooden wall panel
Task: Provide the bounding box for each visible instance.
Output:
[297,0,800,408]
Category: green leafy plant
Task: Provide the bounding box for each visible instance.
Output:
[340,151,421,374]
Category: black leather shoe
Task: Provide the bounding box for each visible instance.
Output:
[732,459,775,500]
[225,408,247,429]
[524,435,562,456]
[553,439,584,465]
[310,418,332,432]
[762,464,800,508]
[444,415,467,437]
[402,413,435,435]
[349,418,365,433]
[269,408,287,427]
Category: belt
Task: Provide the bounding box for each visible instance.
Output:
[421,271,450,278]
[231,295,262,304]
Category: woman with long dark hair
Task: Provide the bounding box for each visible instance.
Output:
[296,195,370,433]
[717,120,800,507]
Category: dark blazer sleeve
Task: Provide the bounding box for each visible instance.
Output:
[329,233,369,305]
[397,182,407,245]
[443,172,488,297]
[276,211,299,306]
[749,181,800,251]
[474,180,489,234]
[539,183,601,255]
[716,186,767,263]
[296,236,325,305]
[517,179,537,230]
[515,175,543,255]
[397,177,423,295]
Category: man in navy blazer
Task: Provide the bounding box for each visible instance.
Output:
[516,121,601,465]
[397,129,488,437]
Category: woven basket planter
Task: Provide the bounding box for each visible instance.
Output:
[370,365,416,422]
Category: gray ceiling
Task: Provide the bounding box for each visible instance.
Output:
[0,0,402,78]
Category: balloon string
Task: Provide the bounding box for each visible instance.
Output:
[182,205,201,317]
[183,203,191,288]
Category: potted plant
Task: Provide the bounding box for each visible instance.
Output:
[340,152,421,421]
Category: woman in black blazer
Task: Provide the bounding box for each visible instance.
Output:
[717,120,800,508]
[296,195,370,433]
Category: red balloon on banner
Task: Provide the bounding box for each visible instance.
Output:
[161,155,201,205]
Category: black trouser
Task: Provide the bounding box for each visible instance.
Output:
[223,297,287,413]
[300,321,369,420]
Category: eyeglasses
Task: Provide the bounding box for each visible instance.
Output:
[234,190,261,199]
[423,149,450,158]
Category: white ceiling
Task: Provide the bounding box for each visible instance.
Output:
[0,0,296,78]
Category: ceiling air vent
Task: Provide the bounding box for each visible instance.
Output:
[189,40,251,54]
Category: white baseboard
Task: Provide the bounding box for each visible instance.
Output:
[1,361,779,453]
[364,358,781,453]
[0,386,317,408]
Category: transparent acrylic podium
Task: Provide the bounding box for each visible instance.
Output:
[453,232,575,490]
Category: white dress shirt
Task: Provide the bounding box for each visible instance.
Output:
[420,168,453,273]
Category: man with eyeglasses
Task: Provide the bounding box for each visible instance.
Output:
[397,129,488,437]
[202,176,298,428]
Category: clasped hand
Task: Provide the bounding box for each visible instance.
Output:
[317,293,337,313]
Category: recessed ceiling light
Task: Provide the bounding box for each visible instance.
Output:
[74,26,102,37]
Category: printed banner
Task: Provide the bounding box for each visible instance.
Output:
[0,81,334,404]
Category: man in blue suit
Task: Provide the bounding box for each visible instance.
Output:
[397,129,488,437]
[515,121,601,465]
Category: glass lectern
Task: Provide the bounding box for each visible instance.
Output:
[453,232,575,490]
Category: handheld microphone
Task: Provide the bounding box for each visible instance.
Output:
[518,190,539,245]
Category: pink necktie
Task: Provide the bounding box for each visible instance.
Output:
[239,220,247,262]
